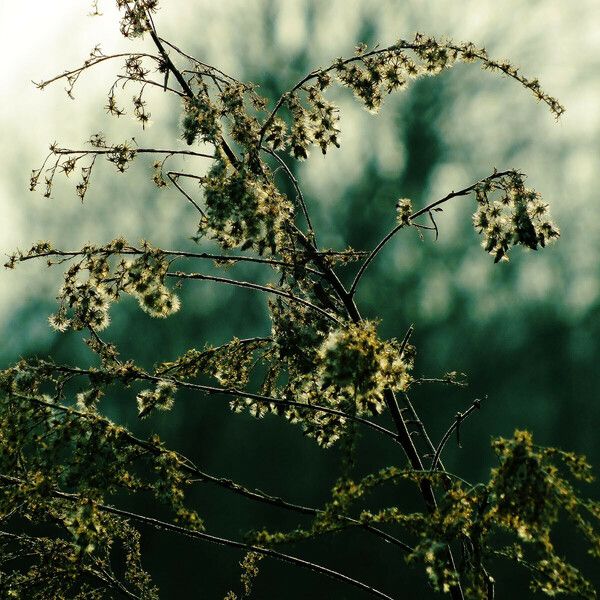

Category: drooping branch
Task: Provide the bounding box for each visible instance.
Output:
[12,391,411,554]
[349,170,516,296]
[259,37,563,147]
[167,271,341,324]
[0,474,395,600]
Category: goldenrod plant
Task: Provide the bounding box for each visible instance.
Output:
[1,2,597,598]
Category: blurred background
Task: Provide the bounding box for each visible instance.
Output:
[1,0,598,597]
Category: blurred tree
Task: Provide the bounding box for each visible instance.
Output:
[0,1,598,599]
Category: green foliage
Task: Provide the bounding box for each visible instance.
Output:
[0,1,596,598]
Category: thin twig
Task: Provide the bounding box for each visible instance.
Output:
[158,38,240,84]
[398,325,414,358]
[13,246,324,276]
[262,148,316,241]
[167,271,340,324]
[430,399,483,472]
[34,52,160,90]
[410,171,514,221]
[349,171,515,296]
[428,211,439,241]
[166,171,205,215]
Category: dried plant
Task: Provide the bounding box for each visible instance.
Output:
[1,2,597,599]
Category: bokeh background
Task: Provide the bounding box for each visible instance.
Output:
[1,0,598,597]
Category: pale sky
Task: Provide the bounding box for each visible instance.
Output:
[1,1,599,338]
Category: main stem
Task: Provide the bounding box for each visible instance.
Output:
[144,8,463,593]
[295,230,465,600]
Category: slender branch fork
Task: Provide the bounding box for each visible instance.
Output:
[430,398,483,472]
[0,474,395,600]
[349,170,515,296]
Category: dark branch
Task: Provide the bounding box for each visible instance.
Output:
[349,170,516,296]
[262,148,316,241]
[430,398,483,472]
[167,270,340,324]
[0,473,396,600]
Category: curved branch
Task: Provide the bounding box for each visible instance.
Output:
[0,474,394,600]
[151,375,398,441]
[259,38,563,146]
[262,147,316,240]
[167,271,340,324]
[10,245,325,282]
[349,170,516,296]
[34,52,161,91]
